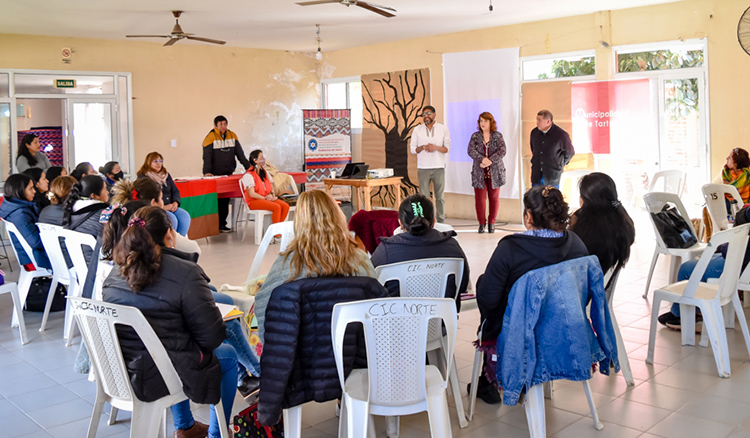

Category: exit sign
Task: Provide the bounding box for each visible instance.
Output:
[54,79,76,88]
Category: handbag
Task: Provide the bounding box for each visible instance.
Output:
[233,401,284,438]
[25,277,67,312]
[651,204,698,249]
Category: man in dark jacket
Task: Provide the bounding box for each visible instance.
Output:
[202,115,252,232]
[529,110,575,188]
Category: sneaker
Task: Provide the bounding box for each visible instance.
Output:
[219,225,233,233]
[665,314,703,333]
[237,374,260,399]
[467,376,501,405]
[174,421,208,438]
[658,311,680,327]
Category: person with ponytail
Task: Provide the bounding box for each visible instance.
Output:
[371,193,469,311]
[0,174,51,270]
[70,162,97,181]
[45,166,68,183]
[101,206,237,438]
[16,133,51,173]
[240,149,289,229]
[39,175,77,225]
[569,172,635,275]
[62,175,110,238]
[136,152,191,236]
[22,167,50,211]
[473,185,588,404]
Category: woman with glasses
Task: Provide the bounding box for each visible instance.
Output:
[137,152,191,236]
[468,112,506,233]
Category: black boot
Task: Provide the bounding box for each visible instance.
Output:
[478,224,485,233]
[467,374,501,404]
[488,223,495,233]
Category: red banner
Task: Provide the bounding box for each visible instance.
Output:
[571,79,651,154]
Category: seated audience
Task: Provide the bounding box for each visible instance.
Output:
[71,162,97,181]
[102,189,260,396]
[716,147,750,204]
[137,152,191,236]
[241,150,289,227]
[101,206,236,438]
[371,193,470,310]
[254,189,375,343]
[39,176,78,226]
[22,167,51,211]
[16,133,51,172]
[569,172,635,277]
[45,166,68,182]
[474,185,588,404]
[0,174,51,269]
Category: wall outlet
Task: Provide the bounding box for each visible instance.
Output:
[171,139,177,148]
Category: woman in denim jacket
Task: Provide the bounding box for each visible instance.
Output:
[474,185,588,403]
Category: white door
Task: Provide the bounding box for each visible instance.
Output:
[67,98,118,170]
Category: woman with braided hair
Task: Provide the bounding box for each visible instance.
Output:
[371,193,470,311]
[473,185,588,404]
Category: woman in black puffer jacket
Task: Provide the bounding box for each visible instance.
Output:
[102,206,236,438]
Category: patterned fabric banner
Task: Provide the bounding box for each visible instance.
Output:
[303,109,351,194]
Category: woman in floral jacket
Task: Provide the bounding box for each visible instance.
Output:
[468,111,506,233]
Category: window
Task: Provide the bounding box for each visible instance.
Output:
[522,52,595,81]
[616,42,704,73]
[322,78,362,130]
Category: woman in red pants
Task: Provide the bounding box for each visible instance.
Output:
[468,112,506,233]
[241,149,289,225]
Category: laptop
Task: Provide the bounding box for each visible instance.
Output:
[338,162,369,179]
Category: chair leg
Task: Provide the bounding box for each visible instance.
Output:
[732,293,750,359]
[425,390,453,438]
[701,302,732,378]
[722,303,736,329]
[87,383,107,438]
[344,394,370,438]
[39,276,59,332]
[254,215,263,246]
[108,406,118,425]
[646,296,661,365]
[679,304,697,346]
[609,304,634,385]
[282,406,302,438]
[642,250,660,298]
[582,381,604,430]
[215,399,230,438]
[5,284,28,345]
[12,272,33,328]
[468,348,484,421]
[523,384,546,438]
[132,401,166,438]
[385,416,398,438]
[447,356,468,428]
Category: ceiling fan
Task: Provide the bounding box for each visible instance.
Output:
[296,0,396,18]
[126,11,226,46]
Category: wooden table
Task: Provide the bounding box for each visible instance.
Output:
[323,176,403,211]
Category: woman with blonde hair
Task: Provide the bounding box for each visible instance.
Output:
[137,151,191,236]
[254,189,375,343]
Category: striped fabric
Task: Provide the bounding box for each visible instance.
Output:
[175,179,219,239]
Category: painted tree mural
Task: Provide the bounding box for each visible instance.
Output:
[361,69,430,206]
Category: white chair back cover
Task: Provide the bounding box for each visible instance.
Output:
[246,221,295,282]
[643,192,699,249]
[58,229,97,290]
[650,169,685,197]
[37,223,71,284]
[702,183,744,232]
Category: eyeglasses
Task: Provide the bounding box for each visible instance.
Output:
[153,159,163,163]
[422,111,433,116]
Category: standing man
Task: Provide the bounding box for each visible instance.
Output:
[202,115,252,232]
[530,110,575,188]
[410,105,451,223]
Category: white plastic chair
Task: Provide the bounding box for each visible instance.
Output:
[0,282,29,345]
[70,297,229,438]
[332,297,457,438]
[702,183,744,233]
[650,169,686,198]
[58,229,97,347]
[3,221,53,328]
[245,221,296,283]
[238,178,296,245]
[374,258,467,429]
[559,169,593,207]
[646,225,750,378]
[37,223,74,334]
[601,268,634,386]
[642,192,706,299]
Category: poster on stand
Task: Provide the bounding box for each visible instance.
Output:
[303,109,351,199]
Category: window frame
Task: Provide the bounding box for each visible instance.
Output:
[520,50,597,83]
[321,75,362,133]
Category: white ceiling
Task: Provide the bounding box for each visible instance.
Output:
[1,0,685,53]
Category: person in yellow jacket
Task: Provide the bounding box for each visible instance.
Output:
[202,115,251,232]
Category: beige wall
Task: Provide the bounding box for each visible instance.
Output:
[0,34,320,177]
[322,0,750,222]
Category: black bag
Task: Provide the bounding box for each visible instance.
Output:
[651,205,698,249]
[233,401,283,438]
[24,277,67,312]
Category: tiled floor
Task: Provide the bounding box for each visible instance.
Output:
[2,209,750,437]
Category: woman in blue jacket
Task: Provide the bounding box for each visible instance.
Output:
[0,173,51,270]
[137,151,191,236]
